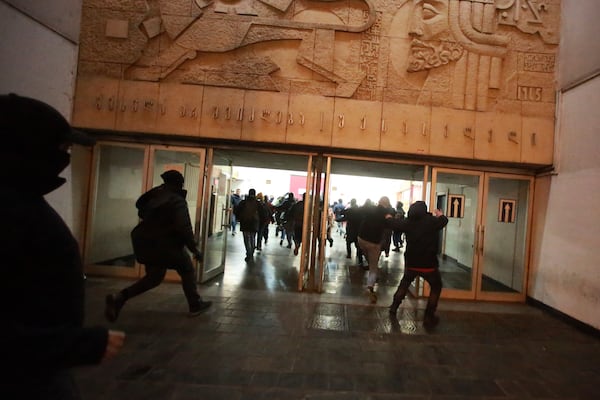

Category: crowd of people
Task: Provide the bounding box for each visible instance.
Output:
[230,191,448,325]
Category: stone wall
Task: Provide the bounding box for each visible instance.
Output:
[73,0,561,166]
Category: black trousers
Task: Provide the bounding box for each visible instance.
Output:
[393,268,442,316]
[121,255,201,310]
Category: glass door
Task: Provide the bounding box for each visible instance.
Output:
[84,143,206,280]
[199,149,231,283]
[431,169,484,299]
[430,168,532,301]
[85,143,148,277]
[477,174,533,301]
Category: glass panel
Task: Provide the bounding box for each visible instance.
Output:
[481,177,530,293]
[435,172,480,291]
[203,162,231,280]
[152,149,202,227]
[86,145,145,268]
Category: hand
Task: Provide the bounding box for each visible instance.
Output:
[193,250,203,262]
[433,209,443,217]
[102,330,125,362]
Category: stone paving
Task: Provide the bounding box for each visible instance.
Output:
[76,277,599,400]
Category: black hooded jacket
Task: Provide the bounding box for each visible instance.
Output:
[0,159,108,396]
[387,201,448,269]
[131,184,198,266]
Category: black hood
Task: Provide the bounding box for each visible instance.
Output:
[407,201,428,219]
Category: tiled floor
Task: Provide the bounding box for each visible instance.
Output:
[76,230,600,399]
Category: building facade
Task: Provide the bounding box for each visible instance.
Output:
[1,0,598,330]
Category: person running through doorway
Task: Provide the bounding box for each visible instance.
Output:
[288,193,306,255]
[105,170,212,322]
[387,201,448,328]
[336,198,364,264]
[392,201,406,252]
[357,196,394,303]
[230,188,242,235]
[234,188,261,261]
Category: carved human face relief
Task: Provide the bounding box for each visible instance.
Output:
[407,0,463,72]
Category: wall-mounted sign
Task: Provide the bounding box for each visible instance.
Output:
[499,199,517,223]
[447,194,465,218]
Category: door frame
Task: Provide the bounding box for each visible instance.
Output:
[198,148,231,283]
[430,167,533,301]
[84,142,206,281]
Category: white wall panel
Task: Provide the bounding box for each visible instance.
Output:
[5,0,82,42]
[558,0,600,89]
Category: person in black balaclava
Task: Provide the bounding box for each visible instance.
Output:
[386,201,448,328]
[105,169,212,321]
[0,93,125,399]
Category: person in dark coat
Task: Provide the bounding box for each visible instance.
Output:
[105,170,212,321]
[336,198,364,264]
[392,201,406,251]
[357,196,394,303]
[230,188,242,235]
[0,93,125,399]
[234,188,260,261]
[288,193,306,255]
[387,201,448,327]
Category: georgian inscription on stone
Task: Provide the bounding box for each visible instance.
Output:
[523,53,555,73]
[357,11,382,100]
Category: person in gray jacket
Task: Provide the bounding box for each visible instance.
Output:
[386,201,448,328]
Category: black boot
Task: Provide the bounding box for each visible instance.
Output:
[105,292,125,322]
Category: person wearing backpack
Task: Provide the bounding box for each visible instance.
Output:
[104,170,212,322]
[234,188,260,261]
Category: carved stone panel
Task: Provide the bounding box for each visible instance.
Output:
[241,91,289,143]
[286,94,334,146]
[73,77,119,130]
[380,103,430,155]
[155,84,204,136]
[430,108,476,159]
[521,116,554,165]
[199,87,245,140]
[74,0,562,166]
[115,80,160,133]
[332,98,382,151]
[474,111,522,163]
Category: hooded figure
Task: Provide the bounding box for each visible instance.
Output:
[0,94,125,399]
[386,200,448,328]
[106,169,212,321]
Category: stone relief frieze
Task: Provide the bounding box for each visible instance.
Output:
[79,0,559,114]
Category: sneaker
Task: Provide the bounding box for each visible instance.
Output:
[328,238,333,247]
[280,239,284,246]
[293,246,299,255]
[189,301,212,317]
[346,255,351,259]
[105,294,123,322]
